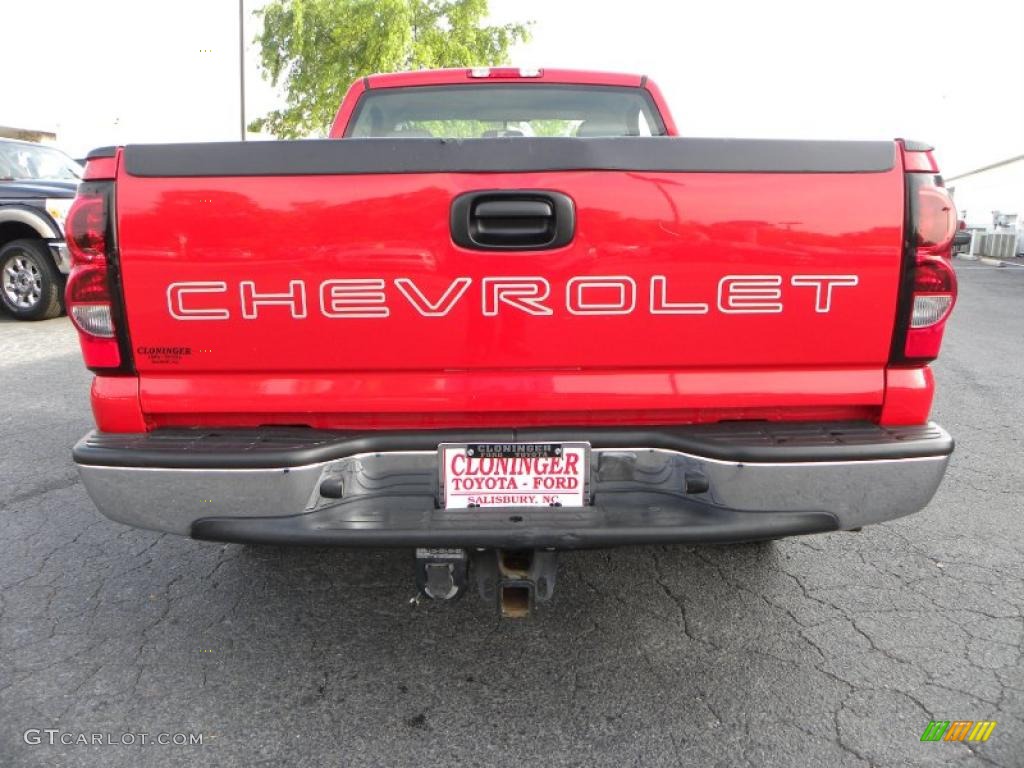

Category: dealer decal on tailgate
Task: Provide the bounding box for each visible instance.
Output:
[440,443,589,509]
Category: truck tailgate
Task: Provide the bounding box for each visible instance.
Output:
[113,138,903,427]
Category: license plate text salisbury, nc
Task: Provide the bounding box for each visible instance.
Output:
[441,443,588,509]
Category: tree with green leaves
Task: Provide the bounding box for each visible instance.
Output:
[250,0,531,138]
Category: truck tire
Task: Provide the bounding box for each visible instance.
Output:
[0,239,64,320]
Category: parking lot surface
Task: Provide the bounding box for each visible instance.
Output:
[1,263,1021,767]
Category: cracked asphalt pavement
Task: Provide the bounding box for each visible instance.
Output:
[1,263,1022,767]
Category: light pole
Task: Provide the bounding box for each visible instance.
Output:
[239,0,246,141]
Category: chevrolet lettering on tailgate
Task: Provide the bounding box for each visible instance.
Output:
[165,275,860,320]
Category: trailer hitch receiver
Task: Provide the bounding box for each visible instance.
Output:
[474,549,559,618]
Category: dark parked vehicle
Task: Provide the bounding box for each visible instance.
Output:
[0,139,82,319]
[952,219,971,252]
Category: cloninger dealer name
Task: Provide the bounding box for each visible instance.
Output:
[447,453,582,492]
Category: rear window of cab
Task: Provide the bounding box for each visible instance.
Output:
[346,84,667,139]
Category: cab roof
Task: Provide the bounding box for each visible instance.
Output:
[364,68,646,89]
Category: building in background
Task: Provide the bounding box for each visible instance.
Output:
[947,154,1024,257]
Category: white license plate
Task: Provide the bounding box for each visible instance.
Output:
[439,442,589,509]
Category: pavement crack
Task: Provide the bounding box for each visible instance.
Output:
[2,474,81,509]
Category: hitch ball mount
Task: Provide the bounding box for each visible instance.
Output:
[414,547,558,618]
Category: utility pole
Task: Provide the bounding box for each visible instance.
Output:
[239,0,246,140]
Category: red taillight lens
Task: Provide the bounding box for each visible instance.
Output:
[916,186,956,251]
[67,265,115,338]
[66,192,108,264]
[67,264,110,302]
[912,258,955,294]
[65,182,122,369]
[904,255,957,359]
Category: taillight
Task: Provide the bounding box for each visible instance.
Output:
[68,267,115,336]
[904,255,957,358]
[915,186,956,251]
[65,181,125,370]
[891,141,958,363]
[66,190,108,262]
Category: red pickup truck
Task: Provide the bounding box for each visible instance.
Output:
[67,68,957,615]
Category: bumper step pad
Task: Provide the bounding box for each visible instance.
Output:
[191,492,838,549]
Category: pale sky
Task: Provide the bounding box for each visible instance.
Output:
[3,0,1021,176]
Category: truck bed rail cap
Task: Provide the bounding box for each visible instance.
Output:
[121,137,896,178]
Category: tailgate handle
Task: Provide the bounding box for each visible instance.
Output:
[451,190,575,251]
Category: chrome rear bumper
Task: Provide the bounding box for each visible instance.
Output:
[73,422,953,547]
